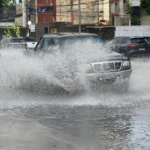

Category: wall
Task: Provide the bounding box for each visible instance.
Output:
[16,4,22,14]
[3,6,16,18]
[140,9,150,25]
[114,16,130,26]
[17,16,23,26]
[36,22,72,40]
[115,26,150,37]
[36,22,50,40]
[73,0,98,25]
[56,0,71,23]
[36,22,115,41]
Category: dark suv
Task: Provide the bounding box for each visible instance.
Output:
[0,37,27,49]
[110,36,150,57]
[24,33,132,93]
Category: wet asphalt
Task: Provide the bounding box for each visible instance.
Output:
[0,50,150,149]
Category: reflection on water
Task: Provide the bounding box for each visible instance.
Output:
[21,103,150,150]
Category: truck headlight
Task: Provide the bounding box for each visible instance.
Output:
[121,61,131,70]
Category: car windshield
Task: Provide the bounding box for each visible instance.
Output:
[144,37,150,43]
[11,39,25,43]
[130,38,147,43]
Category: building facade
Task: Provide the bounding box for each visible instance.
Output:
[36,0,126,26]
[37,0,56,23]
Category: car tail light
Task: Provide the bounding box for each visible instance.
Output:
[127,44,137,47]
[10,42,15,44]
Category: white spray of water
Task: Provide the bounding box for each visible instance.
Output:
[0,43,149,108]
[0,41,108,92]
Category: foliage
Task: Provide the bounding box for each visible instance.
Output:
[2,0,11,6]
[140,0,150,15]
[4,25,12,38]
[0,28,28,40]
[2,0,22,6]
[4,19,20,38]
[131,15,140,25]
[124,0,134,14]
[13,19,20,37]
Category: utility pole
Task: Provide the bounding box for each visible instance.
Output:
[97,0,99,25]
[27,0,32,37]
[78,0,81,34]
[28,10,31,37]
[22,0,27,28]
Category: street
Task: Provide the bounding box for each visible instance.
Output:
[0,50,150,149]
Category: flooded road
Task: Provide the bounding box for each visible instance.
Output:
[0,50,150,149]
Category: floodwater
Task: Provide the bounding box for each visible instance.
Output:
[0,48,150,150]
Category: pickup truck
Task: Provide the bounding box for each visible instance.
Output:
[24,33,132,93]
[24,37,37,50]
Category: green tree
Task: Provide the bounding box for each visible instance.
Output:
[2,0,11,6]
[140,0,150,15]
[2,0,16,6]
[131,15,140,25]
[4,25,12,38]
[13,19,20,37]
[124,0,134,14]
[4,19,20,38]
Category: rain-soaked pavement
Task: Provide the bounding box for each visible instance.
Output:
[0,50,150,149]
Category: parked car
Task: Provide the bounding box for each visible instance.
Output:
[0,37,27,49]
[24,33,132,93]
[23,37,37,50]
[142,36,150,43]
[110,36,150,58]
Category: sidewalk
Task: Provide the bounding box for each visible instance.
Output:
[0,114,78,150]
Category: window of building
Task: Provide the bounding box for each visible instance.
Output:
[45,27,48,34]
[37,6,53,13]
[70,3,73,11]
[47,6,53,11]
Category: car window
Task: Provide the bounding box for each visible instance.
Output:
[0,39,4,44]
[24,38,36,42]
[116,38,125,44]
[144,37,150,43]
[122,38,127,44]
[11,39,25,43]
[42,38,60,52]
[42,38,52,50]
[36,37,43,49]
[130,38,147,43]
[3,39,7,43]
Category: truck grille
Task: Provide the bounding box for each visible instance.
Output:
[93,61,122,72]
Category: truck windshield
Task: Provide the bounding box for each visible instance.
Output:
[60,36,103,48]
[42,35,103,52]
